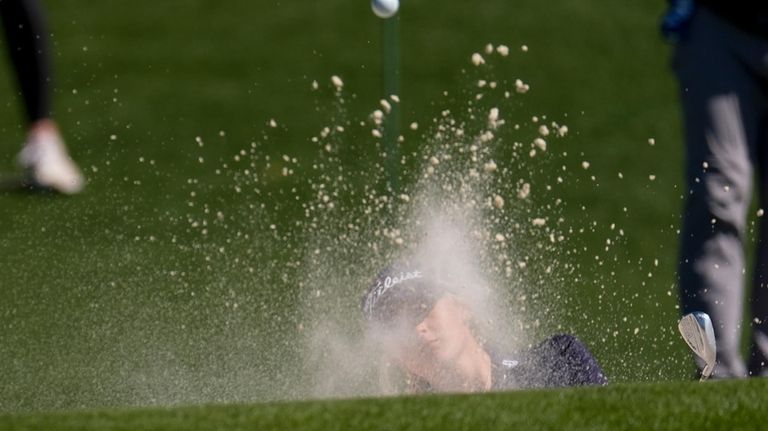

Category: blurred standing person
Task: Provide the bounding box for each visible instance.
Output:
[1,0,83,194]
[663,0,768,377]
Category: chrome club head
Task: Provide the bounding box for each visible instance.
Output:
[678,312,717,381]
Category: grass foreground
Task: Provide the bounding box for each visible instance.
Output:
[1,378,765,431]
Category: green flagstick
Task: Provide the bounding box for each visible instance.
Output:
[381,14,400,195]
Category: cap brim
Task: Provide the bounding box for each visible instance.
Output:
[369,280,443,325]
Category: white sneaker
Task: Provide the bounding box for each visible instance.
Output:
[16,130,85,195]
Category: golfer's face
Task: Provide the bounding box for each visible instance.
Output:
[397,295,474,372]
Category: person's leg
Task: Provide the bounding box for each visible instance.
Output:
[749,125,768,376]
[674,8,763,378]
[0,0,52,123]
[0,0,83,194]
[745,39,768,377]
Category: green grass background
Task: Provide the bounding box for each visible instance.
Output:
[4,379,767,431]
[1,0,750,422]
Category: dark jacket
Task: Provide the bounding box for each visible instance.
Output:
[491,334,608,389]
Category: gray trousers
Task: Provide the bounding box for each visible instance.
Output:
[675,7,768,377]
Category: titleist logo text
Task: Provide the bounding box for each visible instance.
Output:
[364,270,422,315]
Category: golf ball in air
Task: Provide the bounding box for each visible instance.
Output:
[371,0,399,18]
